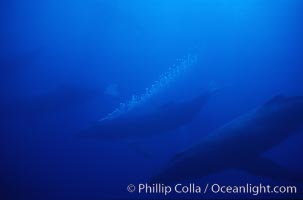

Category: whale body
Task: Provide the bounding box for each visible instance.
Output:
[78,90,216,140]
[151,95,303,183]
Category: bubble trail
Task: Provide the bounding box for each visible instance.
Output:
[99,54,198,122]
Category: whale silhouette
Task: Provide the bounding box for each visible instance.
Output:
[151,95,303,183]
[77,89,217,140]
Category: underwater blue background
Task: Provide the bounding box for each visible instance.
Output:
[1,0,303,199]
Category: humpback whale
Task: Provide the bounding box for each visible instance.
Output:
[151,95,303,183]
[0,85,111,120]
[78,90,217,140]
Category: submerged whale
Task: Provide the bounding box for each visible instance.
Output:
[151,95,303,183]
[0,84,115,121]
[78,90,217,140]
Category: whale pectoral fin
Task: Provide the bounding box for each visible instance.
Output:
[238,156,303,183]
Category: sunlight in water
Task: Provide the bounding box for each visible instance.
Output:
[99,54,198,121]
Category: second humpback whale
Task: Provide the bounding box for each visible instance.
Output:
[151,95,303,183]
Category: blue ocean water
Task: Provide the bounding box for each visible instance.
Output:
[1,0,303,199]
